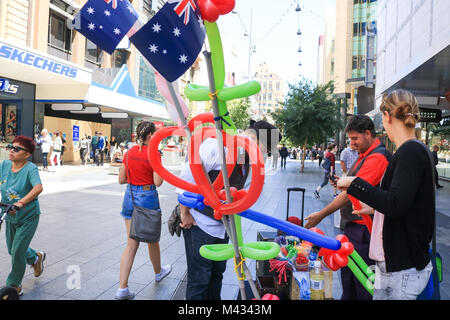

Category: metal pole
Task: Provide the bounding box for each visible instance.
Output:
[248,9,252,81]
[203,50,251,300]
[166,80,191,139]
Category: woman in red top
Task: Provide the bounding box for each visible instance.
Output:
[115,121,171,300]
[314,143,338,198]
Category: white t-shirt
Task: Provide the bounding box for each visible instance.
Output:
[176,138,226,239]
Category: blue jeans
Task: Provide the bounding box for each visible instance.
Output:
[320,170,330,188]
[120,185,160,220]
[182,226,229,300]
[374,261,433,300]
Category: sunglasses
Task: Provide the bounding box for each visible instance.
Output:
[6,144,28,153]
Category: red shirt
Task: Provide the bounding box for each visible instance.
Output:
[325,151,336,170]
[348,138,390,225]
[123,145,155,185]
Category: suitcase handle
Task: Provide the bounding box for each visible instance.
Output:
[287,187,305,193]
[286,188,305,226]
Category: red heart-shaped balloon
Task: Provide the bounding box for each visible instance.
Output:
[148,113,216,194]
[189,127,265,219]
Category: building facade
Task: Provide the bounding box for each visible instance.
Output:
[0,0,173,164]
[374,0,450,179]
[253,62,285,121]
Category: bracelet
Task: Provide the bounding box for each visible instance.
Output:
[18,200,26,207]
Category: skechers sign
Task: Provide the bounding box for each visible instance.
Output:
[0,44,78,78]
[0,79,19,94]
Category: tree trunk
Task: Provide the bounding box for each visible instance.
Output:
[300,137,307,172]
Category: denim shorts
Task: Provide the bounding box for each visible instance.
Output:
[373,261,433,300]
[120,185,160,220]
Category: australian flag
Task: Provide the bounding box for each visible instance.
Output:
[73,0,138,55]
[130,0,206,82]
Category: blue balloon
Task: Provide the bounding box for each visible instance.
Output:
[239,209,341,251]
[178,192,341,251]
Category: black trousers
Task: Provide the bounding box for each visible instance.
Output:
[281,156,287,168]
[340,222,374,300]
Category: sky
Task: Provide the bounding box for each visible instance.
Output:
[217,0,336,89]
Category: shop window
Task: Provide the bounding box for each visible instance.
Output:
[48,11,72,52]
[138,57,164,103]
[0,104,18,143]
[85,39,102,65]
[143,0,157,18]
[113,50,129,68]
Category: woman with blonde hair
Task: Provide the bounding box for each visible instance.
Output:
[337,89,435,300]
[35,129,52,171]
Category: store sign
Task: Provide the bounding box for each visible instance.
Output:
[73,125,80,142]
[419,107,442,123]
[0,44,78,78]
[154,121,164,130]
[0,79,19,94]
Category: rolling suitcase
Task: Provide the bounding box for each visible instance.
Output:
[286,187,305,227]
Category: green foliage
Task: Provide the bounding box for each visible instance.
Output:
[228,97,252,130]
[270,78,343,148]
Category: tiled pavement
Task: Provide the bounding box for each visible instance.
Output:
[1,158,449,300]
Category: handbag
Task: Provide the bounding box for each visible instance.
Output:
[126,152,162,243]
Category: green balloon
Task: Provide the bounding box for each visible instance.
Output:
[350,250,375,281]
[184,84,210,101]
[218,81,261,101]
[241,242,280,261]
[205,21,225,91]
[347,258,374,296]
[200,243,235,261]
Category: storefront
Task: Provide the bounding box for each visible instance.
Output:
[1,38,170,164]
[0,77,36,160]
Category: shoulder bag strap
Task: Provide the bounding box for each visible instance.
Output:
[126,151,136,208]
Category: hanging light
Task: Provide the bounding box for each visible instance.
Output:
[298,47,302,53]
[298,62,302,66]
[295,4,301,12]
[297,29,302,35]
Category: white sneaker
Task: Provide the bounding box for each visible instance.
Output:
[115,287,135,300]
[155,264,172,282]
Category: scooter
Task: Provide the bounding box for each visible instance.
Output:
[0,203,20,300]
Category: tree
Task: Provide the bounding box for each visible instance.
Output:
[270,78,343,172]
[228,97,252,130]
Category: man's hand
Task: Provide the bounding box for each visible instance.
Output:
[179,205,197,229]
[304,211,326,229]
[352,202,374,216]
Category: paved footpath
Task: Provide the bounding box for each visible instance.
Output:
[0,158,449,300]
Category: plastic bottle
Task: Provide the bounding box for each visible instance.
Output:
[310,260,325,300]
[308,245,320,270]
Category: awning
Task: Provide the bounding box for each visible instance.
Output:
[0,38,92,101]
[86,65,170,119]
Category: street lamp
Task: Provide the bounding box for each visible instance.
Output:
[233,9,255,81]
